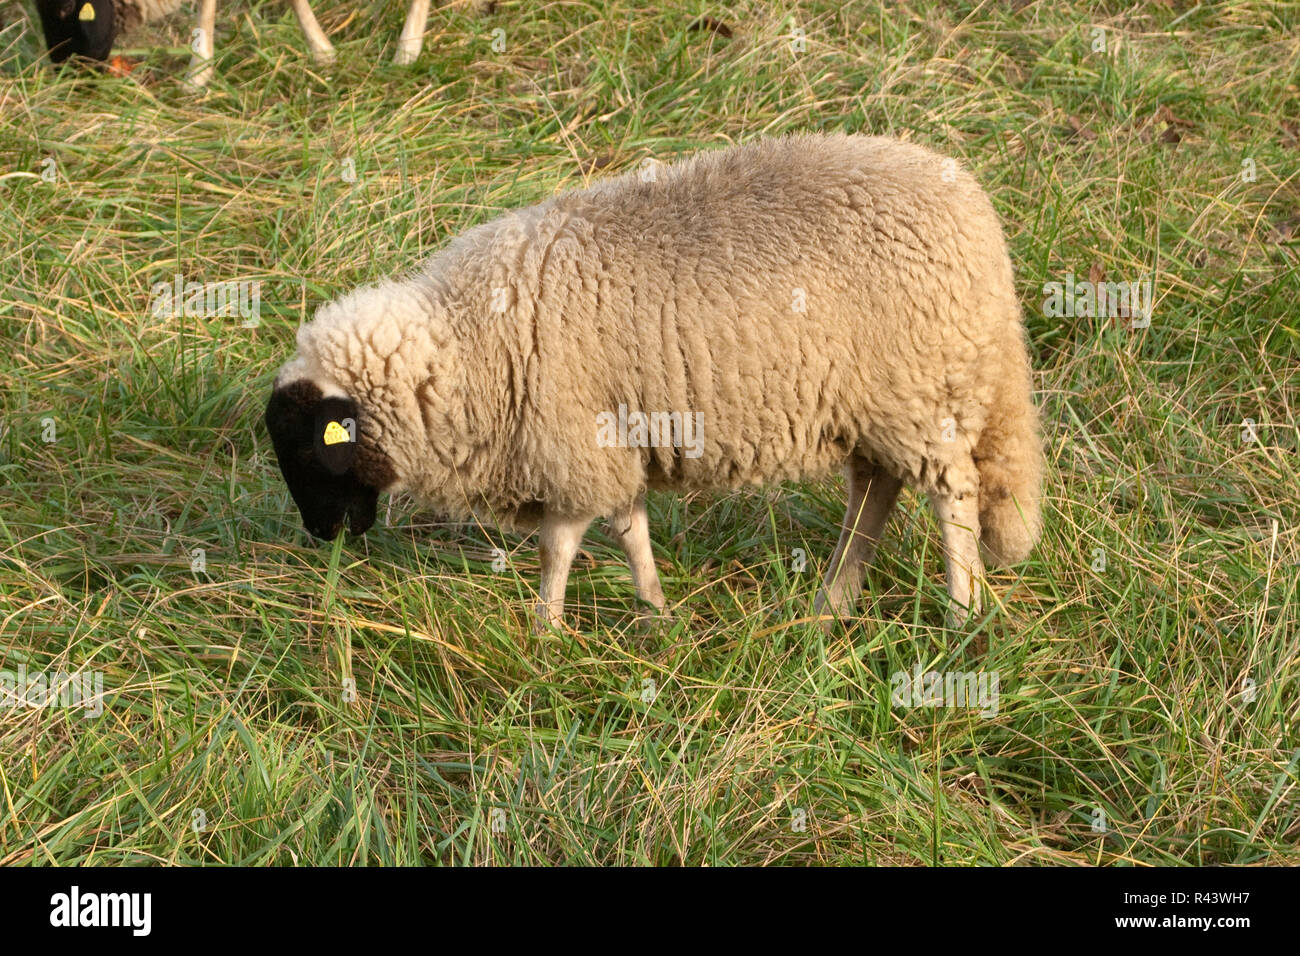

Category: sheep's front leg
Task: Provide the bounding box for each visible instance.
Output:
[932,492,984,626]
[609,496,666,612]
[186,0,217,89]
[288,0,336,64]
[393,0,430,65]
[814,458,902,626]
[534,509,591,632]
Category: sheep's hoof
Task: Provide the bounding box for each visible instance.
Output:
[532,601,567,635]
[945,598,981,630]
[185,60,213,90]
[630,601,672,630]
[393,45,421,66]
[813,590,855,632]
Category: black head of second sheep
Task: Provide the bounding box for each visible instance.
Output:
[264,380,395,540]
[37,0,117,63]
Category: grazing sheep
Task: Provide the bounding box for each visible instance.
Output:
[34,0,433,85]
[265,133,1043,630]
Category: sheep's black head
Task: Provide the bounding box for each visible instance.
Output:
[264,380,394,541]
[37,0,116,64]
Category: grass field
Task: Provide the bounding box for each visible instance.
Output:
[1,0,1297,866]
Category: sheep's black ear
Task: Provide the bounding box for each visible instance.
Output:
[312,398,360,476]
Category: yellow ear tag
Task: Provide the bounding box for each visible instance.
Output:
[78,3,96,21]
[322,421,351,445]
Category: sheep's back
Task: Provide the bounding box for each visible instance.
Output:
[527,134,1017,502]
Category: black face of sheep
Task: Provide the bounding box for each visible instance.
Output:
[37,0,116,64]
[264,382,381,541]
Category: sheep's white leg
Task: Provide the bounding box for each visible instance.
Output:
[289,0,336,64]
[932,492,984,626]
[814,458,902,625]
[534,510,591,632]
[393,0,430,65]
[186,0,218,89]
[609,496,666,612]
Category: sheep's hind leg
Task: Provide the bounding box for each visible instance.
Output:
[288,0,336,64]
[814,457,902,627]
[534,509,592,632]
[393,0,430,65]
[609,496,666,614]
[931,492,984,627]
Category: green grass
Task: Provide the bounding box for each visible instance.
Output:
[1,0,1297,865]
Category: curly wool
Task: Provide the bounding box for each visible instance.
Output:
[282,133,1042,564]
[112,0,185,30]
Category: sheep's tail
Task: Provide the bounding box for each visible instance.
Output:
[974,338,1043,568]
